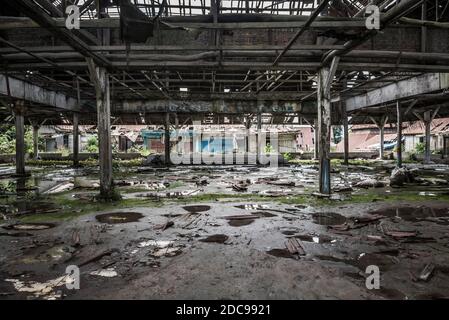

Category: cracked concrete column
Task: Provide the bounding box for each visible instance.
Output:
[73,113,79,167]
[14,101,26,176]
[396,101,403,168]
[379,124,385,160]
[318,66,331,194]
[342,103,349,165]
[165,112,171,166]
[424,110,431,164]
[32,124,39,160]
[256,107,262,163]
[313,119,318,160]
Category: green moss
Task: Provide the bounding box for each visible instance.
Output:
[18,196,161,223]
[26,158,143,168]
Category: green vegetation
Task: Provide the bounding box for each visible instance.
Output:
[26,158,143,168]
[0,124,44,155]
[5,186,448,224]
[85,136,99,153]
[282,152,294,162]
[415,142,425,154]
[128,144,151,156]
[288,158,380,166]
[264,144,274,153]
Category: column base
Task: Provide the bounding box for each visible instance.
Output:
[96,188,122,202]
[12,172,31,178]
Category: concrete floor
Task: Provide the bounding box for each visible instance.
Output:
[1,161,449,300]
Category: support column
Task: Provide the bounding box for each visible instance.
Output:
[165,112,171,166]
[424,110,432,164]
[342,103,349,165]
[14,101,26,176]
[396,101,403,168]
[32,124,39,160]
[379,125,385,160]
[313,119,319,160]
[73,113,79,167]
[370,116,388,160]
[318,67,331,194]
[245,117,251,154]
[87,59,113,199]
[256,108,262,162]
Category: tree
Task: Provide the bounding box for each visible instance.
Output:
[0,124,35,154]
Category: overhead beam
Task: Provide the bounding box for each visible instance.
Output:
[0,74,79,111]
[113,99,317,114]
[346,73,449,111]
[0,15,368,30]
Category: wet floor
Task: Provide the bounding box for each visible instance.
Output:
[1,162,449,299]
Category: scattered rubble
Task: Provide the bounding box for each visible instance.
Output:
[390,167,417,187]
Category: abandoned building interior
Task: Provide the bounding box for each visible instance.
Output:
[1,0,449,300]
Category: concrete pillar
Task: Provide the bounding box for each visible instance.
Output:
[313,119,319,160]
[318,67,331,194]
[165,112,171,166]
[245,118,251,154]
[443,137,448,159]
[396,101,403,168]
[342,108,349,166]
[14,101,26,176]
[73,113,79,167]
[95,68,113,198]
[32,125,39,160]
[379,125,385,160]
[424,110,431,164]
[256,110,262,162]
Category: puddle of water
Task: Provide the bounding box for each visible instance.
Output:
[281,230,297,236]
[3,223,55,231]
[182,205,211,213]
[316,252,396,271]
[294,234,333,244]
[374,287,407,300]
[161,213,183,218]
[228,219,255,227]
[235,204,269,210]
[0,232,33,237]
[199,234,229,243]
[311,212,347,226]
[252,211,277,218]
[266,249,295,259]
[96,212,143,224]
[414,293,449,300]
[369,206,449,223]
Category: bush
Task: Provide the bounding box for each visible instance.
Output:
[264,144,274,153]
[282,152,294,161]
[85,136,99,153]
[128,144,151,156]
[415,142,425,154]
